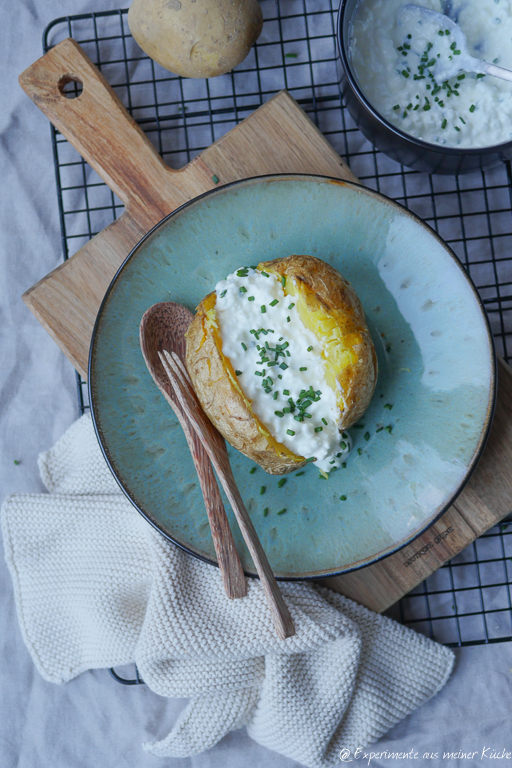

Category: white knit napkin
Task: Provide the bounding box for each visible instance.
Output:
[2,414,454,766]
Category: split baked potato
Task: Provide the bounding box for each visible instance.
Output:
[185,255,378,475]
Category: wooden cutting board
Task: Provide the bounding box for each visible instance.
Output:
[19,38,512,612]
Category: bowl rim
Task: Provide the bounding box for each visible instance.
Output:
[336,0,512,158]
[89,172,497,580]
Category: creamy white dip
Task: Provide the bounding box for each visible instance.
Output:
[214,267,351,473]
[350,0,512,148]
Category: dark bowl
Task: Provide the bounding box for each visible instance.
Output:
[336,0,512,174]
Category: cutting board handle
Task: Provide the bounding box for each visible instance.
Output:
[19,38,209,220]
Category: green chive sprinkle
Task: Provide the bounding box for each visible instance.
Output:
[442,119,447,129]
[275,411,284,418]
[240,286,247,294]
[212,174,219,184]
[321,418,327,425]
[287,429,295,436]
[476,73,485,79]
[279,363,288,370]
[376,426,384,433]
[283,389,290,395]
[364,432,370,441]
[273,391,278,400]
[455,126,461,132]
[260,486,266,495]
[341,462,347,468]
[296,471,305,476]
[314,427,323,433]
[263,507,269,517]
[353,424,365,429]
[281,276,286,287]
[307,346,313,352]
[287,316,291,323]
[249,467,256,474]
[261,271,269,277]
[340,441,347,450]
[261,305,266,313]
[277,478,287,488]
[438,30,444,35]
[270,299,279,307]
[357,448,363,456]
[305,457,316,464]
[340,495,347,501]
[384,403,393,410]
[236,268,248,276]
[277,508,287,515]
[385,425,393,433]
[220,290,227,297]
[285,52,298,58]
[288,303,295,310]
[248,296,255,301]
[469,104,476,113]
[402,70,409,78]
[235,370,242,376]
[14,459,20,465]
[299,367,307,371]
[393,104,400,111]
[241,342,247,351]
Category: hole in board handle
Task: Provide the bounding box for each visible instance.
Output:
[58,75,84,99]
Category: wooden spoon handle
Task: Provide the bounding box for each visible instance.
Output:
[161,351,296,639]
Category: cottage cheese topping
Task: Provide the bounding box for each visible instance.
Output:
[350,0,512,148]
[214,267,351,473]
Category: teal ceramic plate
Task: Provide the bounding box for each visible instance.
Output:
[89,175,496,579]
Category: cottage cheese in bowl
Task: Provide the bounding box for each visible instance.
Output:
[349,0,512,148]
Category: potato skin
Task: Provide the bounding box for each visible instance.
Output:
[185,255,378,475]
[128,0,263,79]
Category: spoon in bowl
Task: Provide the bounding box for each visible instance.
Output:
[399,4,512,83]
[140,301,247,600]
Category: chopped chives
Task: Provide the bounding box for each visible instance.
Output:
[341,462,347,468]
[376,426,384,433]
[212,174,219,184]
[340,441,347,450]
[299,367,307,371]
[260,270,269,277]
[364,432,370,441]
[279,363,288,370]
[261,305,266,313]
[260,486,266,495]
[220,290,227,297]
[248,296,255,301]
[241,342,247,351]
[263,507,269,517]
[307,346,313,352]
[385,425,393,433]
[269,299,279,307]
[357,448,363,456]
[281,276,286,287]
[442,119,447,129]
[288,303,295,310]
[286,429,295,436]
[277,509,287,515]
[393,104,400,111]
[384,403,393,410]
[239,286,247,294]
[305,457,316,464]
[283,389,290,395]
[249,467,256,474]
[273,391,278,400]
[287,316,291,322]
[321,418,327,425]
[314,427,323,433]
[295,471,305,476]
[235,370,243,376]
[275,411,284,418]
[277,478,287,488]
[469,104,476,113]
[340,495,347,501]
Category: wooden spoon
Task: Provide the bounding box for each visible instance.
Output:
[140,302,247,600]
[159,349,296,640]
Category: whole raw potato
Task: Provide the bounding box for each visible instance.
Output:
[128,0,263,78]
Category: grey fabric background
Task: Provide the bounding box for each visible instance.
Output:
[1,2,511,766]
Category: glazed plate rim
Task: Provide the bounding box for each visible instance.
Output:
[89,173,497,580]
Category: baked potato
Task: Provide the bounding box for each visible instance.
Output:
[185,255,378,475]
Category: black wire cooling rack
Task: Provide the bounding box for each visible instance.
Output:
[43,1,512,655]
